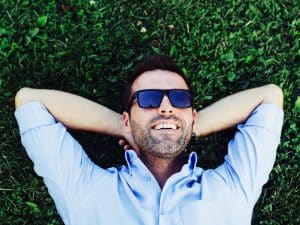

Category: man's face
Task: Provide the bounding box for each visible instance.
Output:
[123,70,197,159]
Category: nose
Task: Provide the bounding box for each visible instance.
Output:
[158,95,174,115]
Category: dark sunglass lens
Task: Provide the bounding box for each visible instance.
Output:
[169,90,191,107]
[138,90,163,108]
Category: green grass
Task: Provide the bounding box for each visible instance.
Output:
[0,0,299,224]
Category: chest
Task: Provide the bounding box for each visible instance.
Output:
[70,181,250,225]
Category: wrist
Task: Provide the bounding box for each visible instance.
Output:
[193,110,210,137]
[117,115,127,138]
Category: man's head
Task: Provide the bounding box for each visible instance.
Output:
[123,55,192,113]
[122,55,197,160]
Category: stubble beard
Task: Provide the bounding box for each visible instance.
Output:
[129,117,193,160]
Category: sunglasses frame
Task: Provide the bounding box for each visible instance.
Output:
[129,89,193,109]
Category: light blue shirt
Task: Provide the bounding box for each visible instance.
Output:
[15,102,284,225]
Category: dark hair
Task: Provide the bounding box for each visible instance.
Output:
[122,54,192,113]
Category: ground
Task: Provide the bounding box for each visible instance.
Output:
[0,1,299,224]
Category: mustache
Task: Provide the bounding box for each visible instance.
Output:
[149,115,184,125]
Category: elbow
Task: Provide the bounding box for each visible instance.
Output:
[15,87,31,109]
[263,84,284,109]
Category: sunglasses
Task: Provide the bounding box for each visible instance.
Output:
[129,89,192,109]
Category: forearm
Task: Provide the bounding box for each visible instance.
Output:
[194,84,284,137]
[15,87,123,137]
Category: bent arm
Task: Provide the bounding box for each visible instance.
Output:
[194,84,284,137]
[15,87,123,137]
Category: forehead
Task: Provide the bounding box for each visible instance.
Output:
[131,70,189,92]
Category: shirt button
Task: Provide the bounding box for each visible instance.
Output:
[144,174,150,181]
[160,210,164,215]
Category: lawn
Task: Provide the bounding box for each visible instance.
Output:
[0,0,299,224]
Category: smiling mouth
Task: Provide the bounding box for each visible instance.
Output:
[151,123,179,131]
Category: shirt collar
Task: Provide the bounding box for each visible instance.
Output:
[124,150,198,176]
[187,151,197,172]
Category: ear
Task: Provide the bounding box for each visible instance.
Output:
[122,111,132,133]
[192,109,197,132]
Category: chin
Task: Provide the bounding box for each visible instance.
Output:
[147,144,186,159]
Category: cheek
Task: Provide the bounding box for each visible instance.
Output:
[131,106,156,118]
[182,109,195,123]
[186,117,194,127]
[184,117,196,130]
[130,110,154,128]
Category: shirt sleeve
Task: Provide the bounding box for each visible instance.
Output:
[14,101,105,224]
[215,103,284,205]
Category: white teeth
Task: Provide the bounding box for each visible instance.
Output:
[154,124,177,130]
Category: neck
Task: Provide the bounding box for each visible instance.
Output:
[140,151,188,189]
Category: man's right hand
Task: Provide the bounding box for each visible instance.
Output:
[119,126,140,152]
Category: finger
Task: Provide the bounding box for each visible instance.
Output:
[119,139,125,146]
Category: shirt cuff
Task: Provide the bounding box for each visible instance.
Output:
[245,103,284,134]
[14,101,56,135]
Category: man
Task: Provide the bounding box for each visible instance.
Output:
[15,55,284,225]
